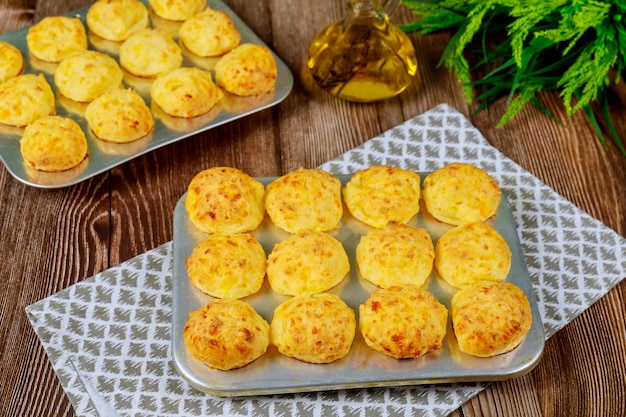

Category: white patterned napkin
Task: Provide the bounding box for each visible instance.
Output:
[27,104,626,417]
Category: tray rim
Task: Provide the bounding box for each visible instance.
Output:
[170,172,546,397]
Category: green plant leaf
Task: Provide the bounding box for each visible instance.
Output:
[400,0,626,155]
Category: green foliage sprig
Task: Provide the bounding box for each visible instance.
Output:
[401,0,626,155]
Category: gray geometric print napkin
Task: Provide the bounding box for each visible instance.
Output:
[27,104,626,417]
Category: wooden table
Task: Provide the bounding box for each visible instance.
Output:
[1,1,624,416]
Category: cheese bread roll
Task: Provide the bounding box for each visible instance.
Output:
[343,165,421,228]
[451,282,532,357]
[271,293,356,364]
[87,0,149,41]
[185,167,265,234]
[265,168,342,233]
[0,41,23,83]
[85,88,154,143]
[151,67,223,118]
[186,233,266,299]
[0,74,55,127]
[183,299,270,370]
[435,222,511,289]
[267,230,350,296]
[26,16,87,62]
[179,7,240,57]
[119,28,182,78]
[55,50,123,102]
[359,285,448,359]
[423,162,501,226]
[356,222,434,288]
[148,0,205,21]
[20,115,88,172]
[215,43,277,96]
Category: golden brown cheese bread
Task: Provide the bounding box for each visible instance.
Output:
[0,41,23,83]
[434,222,512,289]
[356,222,434,288]
[183,299,270,370]
[85,88,154,143]
[151,67,223,118]
[215,43,277,96]
[0,73,55,127]
[179,7,240,57]
[185,167,265,234]
[451,281,532,357]
[54,50,124,102]
[343,165,421,228]
[86,0,149,41]
[422,162,501,226]
[267,230,350,296]
[359,285,448,359]
[271,293,356,364]
[26,16,88,62]
[148,0,205,21]
[119,28,182,78]
[186,233,266,299]
[20,115,88,172]
[265,167,343,233]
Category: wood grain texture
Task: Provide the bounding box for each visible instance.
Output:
[0,1,624,417]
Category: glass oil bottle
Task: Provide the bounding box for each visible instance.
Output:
[306,0,418,102]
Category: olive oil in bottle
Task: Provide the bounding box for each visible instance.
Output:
[307,0,417,102]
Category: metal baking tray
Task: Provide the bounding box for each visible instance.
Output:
[171,173,545,397]
[0,0,293,188]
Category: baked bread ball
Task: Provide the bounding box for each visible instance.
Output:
[265,168,342,233]
[26,16,87,62]
[343,165,420,227]
[343,165,422,228]
[271,293,356,364]
[86,0,149,41]
[85,88,154,143]
[183,299,270,370]
[422,162,501,226]
[185,167,265,234]
[0,41,23,83]
[20,115,88,172]
[55,50,124,102]
[359,285,448,359]
[0,73,55,127]
[148,0,205,21]
[451,281,532,357]
[179,7,240,57]
[267,230,350,296]
[215,43,277,96]
[186,233,266,299]
[151,67,223,118]
[356,222,434,288]
[119,28,182,78]
[435,222,512,289]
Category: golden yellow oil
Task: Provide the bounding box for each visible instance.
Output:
[307,15,418,102]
